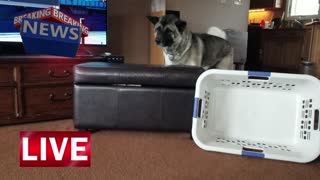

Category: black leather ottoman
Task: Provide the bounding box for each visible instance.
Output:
[74,62,204,131]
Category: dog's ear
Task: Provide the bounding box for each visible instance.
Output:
[175,20,187,32]
[147,16,159,25]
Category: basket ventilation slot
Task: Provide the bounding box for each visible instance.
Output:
[300,99,314,140]
[248,76,269,80]
[314,109,319,130]
[200,91,211,128]
[220,80,296,91]
[215,137,292,152]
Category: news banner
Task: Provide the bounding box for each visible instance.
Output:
[17,7,91,167]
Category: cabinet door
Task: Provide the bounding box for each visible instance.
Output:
[0,65,17,123]
[250,0,275,9]
[262,39,284,68]
[310,26,320,64]
[282,37,304,69]
[301,28,313,62]
[23,85,73,119]
[22,64,74,84]
[262,38,303,70]
[261,30,304,71]
[0,88,17,121]
[0,66,14,84]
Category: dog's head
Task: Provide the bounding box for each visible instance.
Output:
[147,15,187,48]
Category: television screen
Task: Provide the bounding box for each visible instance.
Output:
[0,0,107,45]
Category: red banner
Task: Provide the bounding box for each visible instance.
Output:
[14,7,89,37]
[20,131,91,167]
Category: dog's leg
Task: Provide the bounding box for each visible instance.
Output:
[213,57,231,69]
[215,49,234,70]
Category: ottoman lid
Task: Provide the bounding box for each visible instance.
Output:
[74,62,205,88]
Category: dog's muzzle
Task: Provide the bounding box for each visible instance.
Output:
[155,37,161,45]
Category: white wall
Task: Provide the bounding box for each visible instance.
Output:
[151,0,165,12]
[166,0,250,33]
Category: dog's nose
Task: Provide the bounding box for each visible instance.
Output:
[155,38,161,44]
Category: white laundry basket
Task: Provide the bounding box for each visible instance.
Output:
[192,70,320,163]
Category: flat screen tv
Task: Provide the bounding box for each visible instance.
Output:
[0,0,107,55]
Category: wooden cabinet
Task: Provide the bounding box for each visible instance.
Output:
[0,56,103,125]
[260,29,305,71]
[302,23,320,65]
[0,87,16,120]
[250,0,282,9]
[22,64,74,83]
[250,0,274,9]
[0,65,17,121]
[0,66,15,84]
[23,86,73,118]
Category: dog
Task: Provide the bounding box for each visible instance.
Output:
[147,15,233,69]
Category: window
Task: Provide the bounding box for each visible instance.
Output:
[287,0,320,19]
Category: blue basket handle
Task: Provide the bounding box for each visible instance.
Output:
[193,98,202,118]
[248,71,271,80]
[248,71,271,77]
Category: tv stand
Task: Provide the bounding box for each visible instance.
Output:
[77,45,94,56]
[0,55,122,125]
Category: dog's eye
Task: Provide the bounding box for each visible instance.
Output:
[156,27,162,31]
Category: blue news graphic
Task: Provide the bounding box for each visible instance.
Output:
[21,18,80,42]
[0,0,59,7]
[21,18,81,57]
[0,0,107,45]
